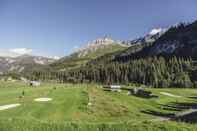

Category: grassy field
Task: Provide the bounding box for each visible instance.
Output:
[1,81,197,130]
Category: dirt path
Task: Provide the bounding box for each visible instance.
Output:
[151,109,197,122]
[0,104,21,111]
[150,117,170,122]
[34,98,52,102]
[175,109,197,117]
[160,92,182,98]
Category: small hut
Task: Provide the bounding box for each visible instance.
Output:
[29,81,41,87]
[128,88,152,98]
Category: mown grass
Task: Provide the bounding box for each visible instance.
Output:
[0,81,197,130]
[0,119,197,131]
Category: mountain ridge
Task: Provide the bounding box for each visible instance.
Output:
[113,21,197,62]
[51,37,128,70]
[0,55,56,74]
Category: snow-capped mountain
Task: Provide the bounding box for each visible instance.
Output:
[114,21,197,61]
[148,22,197,58]
[122,28,167,46]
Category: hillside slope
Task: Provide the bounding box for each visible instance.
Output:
[51,37,128,70]
[114,21,197,62]
[149,21,197,58]
[88,28,166,65]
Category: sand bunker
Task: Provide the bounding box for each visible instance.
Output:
[160,92,181,98]
[0,104,21,111]
[34,98,52,102]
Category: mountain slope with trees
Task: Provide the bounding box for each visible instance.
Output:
[30,21,197,88]
[114,21,197,62]
[51,37,128,70]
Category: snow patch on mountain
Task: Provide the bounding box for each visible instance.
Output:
[149,28,164,35]
[122,28,167,46]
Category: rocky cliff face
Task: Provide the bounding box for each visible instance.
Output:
[51,37,128,70]
[74,37,125,58]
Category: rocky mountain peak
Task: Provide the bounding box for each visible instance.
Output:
[83,36,116,51]
[89,37,115,46]
[74,37,124,58]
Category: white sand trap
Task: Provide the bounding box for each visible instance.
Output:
[34,98,52,102]
[0,104,21,111]
[160,92,182,98]
[88,102,92,106]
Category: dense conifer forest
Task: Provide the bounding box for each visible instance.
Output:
[29,56,196,88]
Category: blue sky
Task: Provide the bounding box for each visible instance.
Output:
[0,0,196,57]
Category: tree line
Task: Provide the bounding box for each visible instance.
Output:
[29,56,197,88]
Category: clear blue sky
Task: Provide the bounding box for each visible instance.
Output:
[0,0,196,57]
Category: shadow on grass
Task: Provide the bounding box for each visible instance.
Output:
[132,94,159,99]
[169,102,197,109]
[158,104,183,111]
[122,88,159,99]
[188,96,197,100]
[141,110,175,118]
[173,111,197,123]
[142,101,197,123]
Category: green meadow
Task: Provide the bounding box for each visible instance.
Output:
[0,81,197,130]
